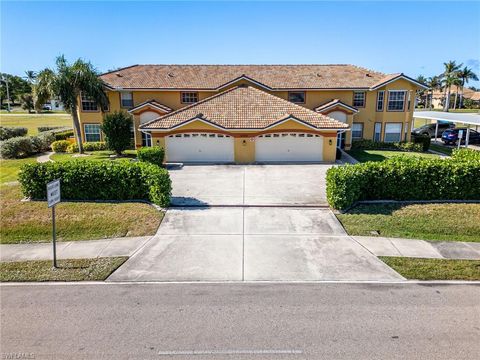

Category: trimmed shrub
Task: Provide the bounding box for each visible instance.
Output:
[351,139,423,152]
[101,111,133,155]
[0,126,28,140]
[326,157,480,210]
[412,134,431,152]
[18,160,171,207]
[0,132,56,159]
[54,130,74,141]
[51,140,71,153]
[38,126,64,133]
[137,147,165,166]
[452,148,480,161]
[66,142,107,153]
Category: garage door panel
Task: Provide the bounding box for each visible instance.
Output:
[255,133,323,162]
[166,133,234,163]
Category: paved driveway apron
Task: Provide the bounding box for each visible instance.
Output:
[109,165,403,282]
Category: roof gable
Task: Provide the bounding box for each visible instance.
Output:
[128,99,172,114]
[140,85,348,131]
[314,99,359,114]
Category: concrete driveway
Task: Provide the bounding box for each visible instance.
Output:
[168,164,330,206]
[109,207,403,282]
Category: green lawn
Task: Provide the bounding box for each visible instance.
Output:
[347,149,439,163]
[336,203,480,242]
[380,257,480,280]
[0,157,36,184]
[431,109,480,113]
[0,184,163,244]
[0,114,72,135]
[51,150,137,162]
[0,257,128,282]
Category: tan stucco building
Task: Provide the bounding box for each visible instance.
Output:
[78,64,426,163]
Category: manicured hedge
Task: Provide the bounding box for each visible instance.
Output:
[351,139,423,152]
[66,142,107,153]
[326,157,480,210]
[51,140,70,153]
[19,160,171,207]
[138,146,165,166]
[0,132,55,159]
[0,126,28,140]
[452,148,480,161]
[411,134,431,152]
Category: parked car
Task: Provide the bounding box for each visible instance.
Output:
[441,128,480,145]
[412,122,453,138]
[42,104,52,111]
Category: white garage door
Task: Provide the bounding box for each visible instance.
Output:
[166,133,234,163]
[255,133,323,162]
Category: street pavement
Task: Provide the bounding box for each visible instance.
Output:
[1,282,479,360]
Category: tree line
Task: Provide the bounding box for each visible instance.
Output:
[416,61,478,111]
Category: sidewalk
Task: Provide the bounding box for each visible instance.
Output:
[0,236,151,262]
[353,236,480,260]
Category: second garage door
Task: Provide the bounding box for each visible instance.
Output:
[166,133,234,163]
[255,133,323,162]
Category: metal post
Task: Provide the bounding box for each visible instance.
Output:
[52,205,57,268]
[435,122,439,143]
[465,126,471,148]
[2,75,11,112]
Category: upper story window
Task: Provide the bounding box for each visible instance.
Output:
[181,92,198,104]
[120,92,134,108]
[288,91,306,104]
[81,93,98,112]
[353,91,366,108]
[387,90,406,111]
[376,91,385,112]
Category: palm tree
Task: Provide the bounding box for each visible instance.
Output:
[36,56,108,153]
[426,76,442,109]
[441,60,462,111]
[416,75,428,107]
[24,70,37,84]
[458,66,479,109]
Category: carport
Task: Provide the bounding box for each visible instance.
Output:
[413,111,480,146]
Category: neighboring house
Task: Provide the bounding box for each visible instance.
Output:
[428,88,480,109]
[44,98,64,111]
[77,64,425,163]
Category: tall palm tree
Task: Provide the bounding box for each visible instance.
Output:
[441,60,462,111]
[36,56,108,153]
[24,70,37,84]
[426,76,442,109]
[416,75,428,107]
[458,66,479,109]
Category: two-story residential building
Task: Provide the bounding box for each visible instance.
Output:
[78,64,426,163]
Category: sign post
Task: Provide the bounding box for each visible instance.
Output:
[458,130,464,150]
[47,179,61,268]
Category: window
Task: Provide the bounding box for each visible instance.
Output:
[288,92,306,104]
[142,132,152,147]
[376,91,385,112]
[384,123,402,142]
[129,123,135,146]
[352,123,364,139]
[81,93,98,111]
[84,124,101,142]
[374,122,382,142]
[120,92,133,108]
[353,91,366,107]
[181,92,198,104]
[387,91,406,111]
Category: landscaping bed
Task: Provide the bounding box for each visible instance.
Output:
[336,203,480,242]
[0,257,127,282]
[380,257,480,280]
[347,149,438,163]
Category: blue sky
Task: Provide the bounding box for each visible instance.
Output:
[2,1,479,86]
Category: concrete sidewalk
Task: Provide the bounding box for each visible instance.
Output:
[353,236,480,260]
[0,236,151,262]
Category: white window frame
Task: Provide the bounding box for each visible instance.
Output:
[376,91,385,112]
[374,122,382,142]
[84,124,101,142]
[81,93,98,112]
[181,92,198,104]
[142,132,152,147]
[353,91,366,108]
[384,123,403,142]
[387,90,407,112]
[351,123,364,139]
[120,92,134,108]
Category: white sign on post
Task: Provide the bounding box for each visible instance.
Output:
[47,179,61,208]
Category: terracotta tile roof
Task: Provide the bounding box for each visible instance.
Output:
[314,99,359,113]
[128,99,172,113]
[141,85,349,130]
[101,64,391,90]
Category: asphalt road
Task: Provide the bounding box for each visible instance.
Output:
[1,283,479,360]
